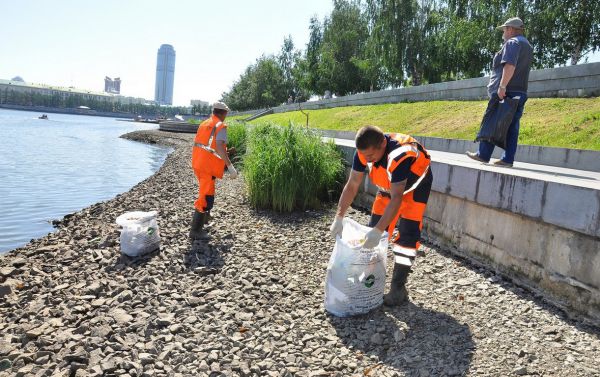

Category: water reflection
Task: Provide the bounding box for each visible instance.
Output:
[0,109,172,253]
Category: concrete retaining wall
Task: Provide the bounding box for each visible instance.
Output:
[323,130,600,173]
[229,62,600,119]
[334,141,600,322]
[159,121,198,133]
[424,191,600,320]
[271,62,600,113]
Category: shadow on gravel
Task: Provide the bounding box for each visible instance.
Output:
[329,302,474,376]
[182,239,229,274]
[251,208,326,224]
[105,248,162,272]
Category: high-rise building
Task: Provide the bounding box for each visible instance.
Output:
[154,44,176,105]
[104,76,121,94]
[113,77,121,94]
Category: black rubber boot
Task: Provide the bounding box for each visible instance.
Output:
[383,263,411,306]
[203,211,212,226]
[189,210,209,240]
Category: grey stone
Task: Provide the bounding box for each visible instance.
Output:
[0,285,12,298]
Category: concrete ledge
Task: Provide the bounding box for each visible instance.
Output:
[324,130,600,173]
[419,136,600,173]
[431,161,600,238]
[158,121,197,133]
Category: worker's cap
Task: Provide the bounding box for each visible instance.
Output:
[496,17,524,30]
[212,101,230,111]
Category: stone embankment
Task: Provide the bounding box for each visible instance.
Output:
[1,129,599,377]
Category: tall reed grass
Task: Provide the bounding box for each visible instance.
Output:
[226,120,247,165]
[243,122,344,212]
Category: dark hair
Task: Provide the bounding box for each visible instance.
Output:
[213,108,228,117]
[355,125,384,150]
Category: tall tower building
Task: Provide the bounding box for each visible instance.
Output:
[154,44,176,105]
[104,76,121,94]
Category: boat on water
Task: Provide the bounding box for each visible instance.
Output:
[38,114,48,120]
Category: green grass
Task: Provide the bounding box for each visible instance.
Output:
[244,97,600,151]
[226,120,247,165]
[226,114,247,122]
[243,122,345,212]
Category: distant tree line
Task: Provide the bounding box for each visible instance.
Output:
[0,88,190,117]
[191,103,212,116]
[221,0,600,111]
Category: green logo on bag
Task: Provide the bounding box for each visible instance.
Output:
[147,227,155,235]
[365,274,375,288]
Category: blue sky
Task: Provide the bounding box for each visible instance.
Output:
[1,1,598,106]
[0,0,334,105]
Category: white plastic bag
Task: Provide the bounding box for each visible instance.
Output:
[115,211,160,257]
[324,217,388,317]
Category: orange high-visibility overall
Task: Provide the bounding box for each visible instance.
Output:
[191,115,227,212]
[354,133,433,265]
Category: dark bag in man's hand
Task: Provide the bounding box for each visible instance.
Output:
[476,96,520,150]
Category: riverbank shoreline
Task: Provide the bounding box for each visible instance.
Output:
[1,129,599,376]
[0,104,135,119]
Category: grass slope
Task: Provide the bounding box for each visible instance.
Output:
[233,97,600,151]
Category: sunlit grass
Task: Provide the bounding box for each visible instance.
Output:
[246,97,600,150]
[243,122,345,212]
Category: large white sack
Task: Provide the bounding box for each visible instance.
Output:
[116,211,160,257]
[324,217,388,317]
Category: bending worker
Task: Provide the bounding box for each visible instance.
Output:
[190,101,238,240]
[330,125,433,305]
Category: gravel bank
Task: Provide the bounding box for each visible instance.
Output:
[1,129,599,377]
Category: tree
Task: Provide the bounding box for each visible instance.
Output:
[317,0,372,95]
[554,0,600,65]
[366,0,419,86]
[221,55,288,111]
[294,16,324,97]
[278,36,302,99]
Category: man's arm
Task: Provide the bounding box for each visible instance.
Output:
[335,169,364,218]
[498,63,516,99]
[373,179,407,232]
[215,140,233,167]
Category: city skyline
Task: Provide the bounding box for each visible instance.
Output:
[0,1,334,106]
[1,1,598,107]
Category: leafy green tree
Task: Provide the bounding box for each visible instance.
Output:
[278,36,301,99]
[294,16,324,97]
[366,0,418,86]
[221,55,288,110]
[318,0,372,95]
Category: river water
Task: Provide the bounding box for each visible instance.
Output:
[0,109,172,254]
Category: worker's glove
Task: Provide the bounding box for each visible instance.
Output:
[329,216,344,238]
[227,164,238,179]
[362,227,384,249]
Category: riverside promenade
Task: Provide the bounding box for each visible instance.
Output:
[1,129,599,377]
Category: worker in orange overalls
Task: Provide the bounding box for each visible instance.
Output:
[330,125,433,306]
[190,101,238,240]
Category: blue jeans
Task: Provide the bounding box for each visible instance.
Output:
[477,92,528,164]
